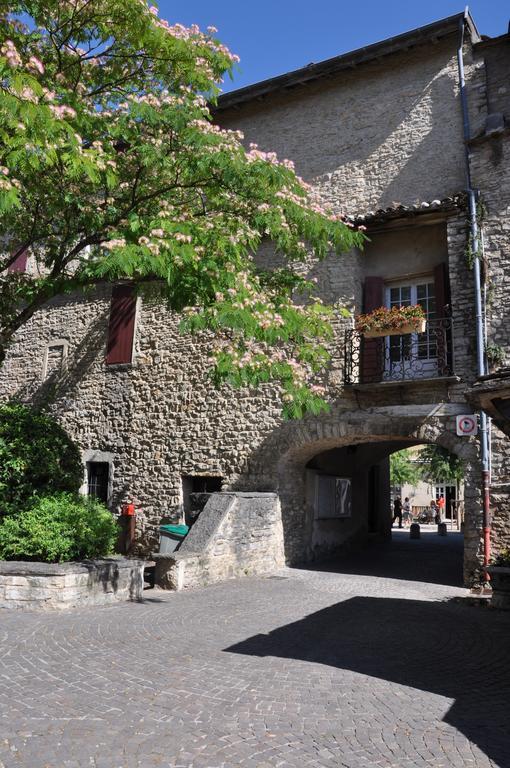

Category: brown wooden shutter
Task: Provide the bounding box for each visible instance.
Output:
[434,263,451,375]
[434,262,450,318]
[361,277,384,383]
[106,285,137,365]
[8,247,28,273]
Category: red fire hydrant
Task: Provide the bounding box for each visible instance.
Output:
[121,502,136,553]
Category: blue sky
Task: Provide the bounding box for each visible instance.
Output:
[156,1,509,92]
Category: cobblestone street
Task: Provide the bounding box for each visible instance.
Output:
[1,531,510,768]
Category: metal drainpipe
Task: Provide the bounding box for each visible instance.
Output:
[457,10,491,578]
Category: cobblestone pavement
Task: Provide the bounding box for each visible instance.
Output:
[1,531,510,768]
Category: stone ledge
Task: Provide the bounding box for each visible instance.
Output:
[0,557,145,611]
[0,556,144,576]
[350,376,461,391]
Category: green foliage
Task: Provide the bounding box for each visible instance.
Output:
[418,445,464,483]
[0,493,118,562]
[389,449,421,487]
[492,548,510,567]
[486,343,505,369]
[0,1,364,417]
[0,402,82,515]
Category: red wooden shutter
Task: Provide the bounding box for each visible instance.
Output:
[106,285,137,365]
[361,277,384,383]
[434,263,450,318]
[8,247,28,273]
[434,263,451,375]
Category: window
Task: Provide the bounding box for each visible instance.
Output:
[7,247,28,273]
[87,462,110,504]
[315,476,352,519]
[106,285,137,365]
[385,279,437,380]
[358,265,451,385]
[182,475,223,525]
[42,339,68,379]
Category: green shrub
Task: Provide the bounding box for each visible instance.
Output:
[0,402,82,516]
[0,494,118,563]
[493,548,510,567]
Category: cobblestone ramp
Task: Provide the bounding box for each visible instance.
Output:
[0,533,509,768]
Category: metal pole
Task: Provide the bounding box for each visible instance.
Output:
[457,10,491,576]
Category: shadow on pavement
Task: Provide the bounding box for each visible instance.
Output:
[296,529,465,587]
[225,595,510,767]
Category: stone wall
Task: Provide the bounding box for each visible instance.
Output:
[0,558,144,611]
[219,38,467,214]
[469,36,510,557]
[242,403,482,581]
[154,492,285,590]
[1,28,509,584]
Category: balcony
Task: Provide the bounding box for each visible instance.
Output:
[344,317,455,385]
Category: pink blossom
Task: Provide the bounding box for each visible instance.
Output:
[27,56,44,75]
[1,40,22,68]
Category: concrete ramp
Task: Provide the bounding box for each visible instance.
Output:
[154,492,285,590]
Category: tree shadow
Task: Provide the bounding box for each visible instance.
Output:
[223,42,464,211]
[10,299,109,408]
[225,595,510,767]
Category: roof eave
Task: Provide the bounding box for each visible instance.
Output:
[215,11,480,112]
[347,194,467,228]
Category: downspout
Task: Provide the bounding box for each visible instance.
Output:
[456,9,491,578]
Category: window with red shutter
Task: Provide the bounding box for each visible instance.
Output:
[361,276,384,383]
[434,262,451,374]
[433,262,450,318]
[7,247,28,273]
[106,285,137,365]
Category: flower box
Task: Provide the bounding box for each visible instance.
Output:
[363,318,427,338]
[355,305,427,338]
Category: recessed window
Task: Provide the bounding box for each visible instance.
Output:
[182,475,223,525]
[8,247,28,273]
[42,339,68,379]
[106,285,137,365]
[315,476,352,519]
[184,476,223,494]
[385,279,437,380]
[87,461,110,504]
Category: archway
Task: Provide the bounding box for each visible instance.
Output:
[266,408,481,584]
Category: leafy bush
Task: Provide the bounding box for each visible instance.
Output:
[0,494,118,563]
[492,548,510,567]
[0,403,82,515]
[390,449,421,487]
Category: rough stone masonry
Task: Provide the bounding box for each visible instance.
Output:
[1,12,509,584]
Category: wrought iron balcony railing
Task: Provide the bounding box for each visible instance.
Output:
[344,317,455,385]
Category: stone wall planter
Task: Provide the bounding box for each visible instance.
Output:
[0,557,145,611]
[362,319,427,338]
[486,566,510,610]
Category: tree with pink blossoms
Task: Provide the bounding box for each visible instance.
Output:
[0,0,363,417]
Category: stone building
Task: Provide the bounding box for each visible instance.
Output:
[1,11,509,584]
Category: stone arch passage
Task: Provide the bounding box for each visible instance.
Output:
[257,409,481,585]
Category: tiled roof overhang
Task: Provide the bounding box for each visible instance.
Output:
[214,13,480,113]
[346,194,467,227]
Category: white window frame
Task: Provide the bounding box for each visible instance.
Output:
[383,278,437,381]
